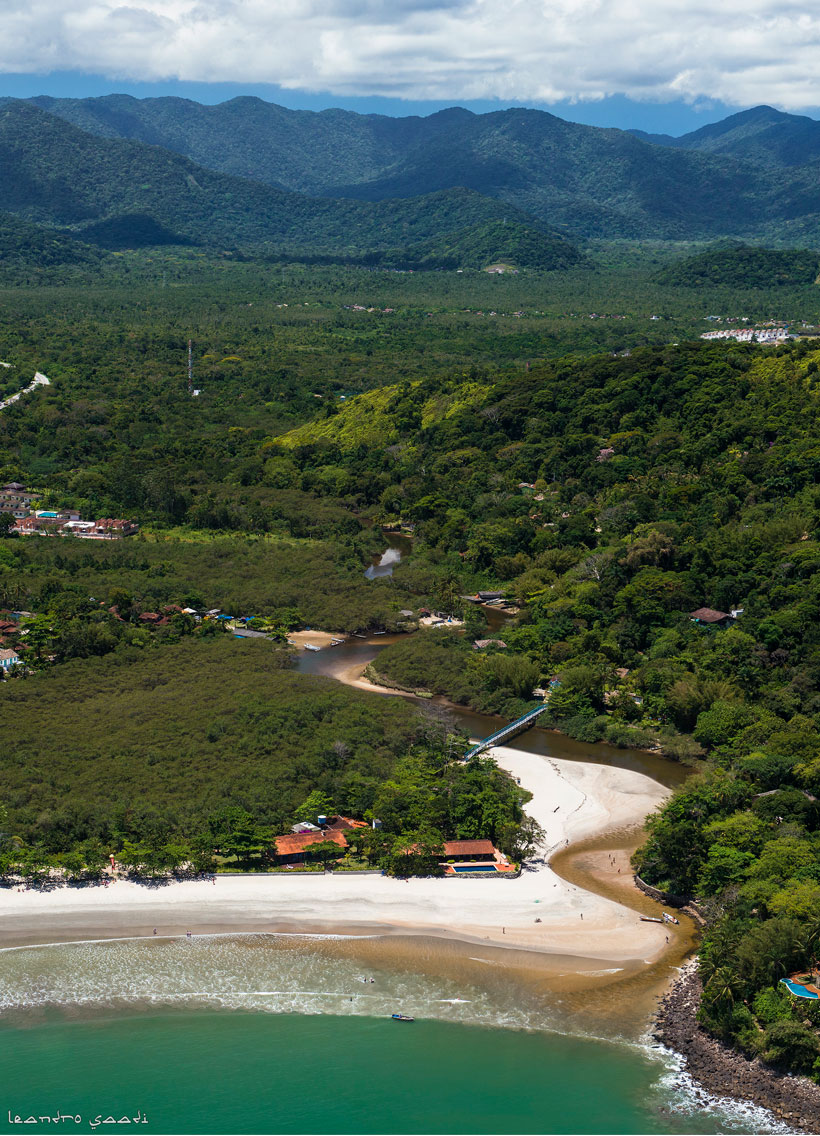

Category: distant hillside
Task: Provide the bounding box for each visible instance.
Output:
[275,379,491,452]
[0,211,101,267]
[657,244,820,288]
[631,106,820,169]
[22,93,820,242]
[0,101,565,255]
[361,220,583,271]
[25,94,473,196]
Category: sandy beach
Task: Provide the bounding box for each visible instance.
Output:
[286,630,348,649]
[0,743,671,964]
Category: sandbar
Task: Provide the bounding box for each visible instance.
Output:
[286,630,348,649]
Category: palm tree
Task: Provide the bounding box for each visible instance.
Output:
[703,966,745,1007]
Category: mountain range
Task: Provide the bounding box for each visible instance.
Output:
[2,96,820,260]
[629,104,820,168]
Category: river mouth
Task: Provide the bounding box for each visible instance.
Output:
[294,632,697,1035]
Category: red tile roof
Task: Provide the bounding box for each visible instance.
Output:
[274,830,348,856]
[443,839,497,857]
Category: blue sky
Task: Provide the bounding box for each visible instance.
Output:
[2,2,820,136]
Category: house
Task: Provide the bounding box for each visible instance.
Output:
[442,839,497,861]
[690,607,732,627]
[473,639,508,650]
[0,483,37,518]
[14,515,57,535]
[88,518,139,538]
[476,591,506,602]
[0,647,20,670]
[272,830,348,865]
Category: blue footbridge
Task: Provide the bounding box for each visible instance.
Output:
[463,704,550,760]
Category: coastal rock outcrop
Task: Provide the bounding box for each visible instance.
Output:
[654,960,820,1133]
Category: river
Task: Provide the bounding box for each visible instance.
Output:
[0,600,789,1135]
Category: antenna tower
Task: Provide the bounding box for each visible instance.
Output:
[187,339,193,394]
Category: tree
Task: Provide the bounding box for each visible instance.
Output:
[762,1020,820,1075]
[294,790,335,824]
[305,839,345,869]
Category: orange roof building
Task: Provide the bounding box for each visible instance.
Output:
[443,839,497,860]
[273,830,348,863]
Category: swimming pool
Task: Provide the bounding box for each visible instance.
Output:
[452,864,497,873]
[780,978,819,998]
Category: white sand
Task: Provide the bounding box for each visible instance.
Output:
[0,744,670,964]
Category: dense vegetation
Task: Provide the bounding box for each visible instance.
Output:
[657,245,819,289]
[0,530,418,639]
[0,639,530,877]
[0,102,572,259]
[268,336,820,1077]
[5,239,820,1076]
[19,94,820,242]
[632,105,820,169]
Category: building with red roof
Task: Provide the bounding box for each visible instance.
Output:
[442,839,497,860]
[273,830,348,864]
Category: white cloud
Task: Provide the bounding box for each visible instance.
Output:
[1,0,820,110]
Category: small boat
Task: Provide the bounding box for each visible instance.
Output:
[662,912,679,925]
[391,1013,415,1022]
[640,916,663,923]
[304,643,321,652]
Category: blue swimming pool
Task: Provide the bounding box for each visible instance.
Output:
[452,864,497,873]
[780,978,819,998]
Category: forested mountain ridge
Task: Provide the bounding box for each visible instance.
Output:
[631,105,820,169]
[18,93,820,241]
[0,101,567,258]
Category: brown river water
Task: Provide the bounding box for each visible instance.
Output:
[293,600,697,1041]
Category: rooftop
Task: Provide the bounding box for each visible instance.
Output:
[690,607,730,623]
[273,830,348,856]
[443,839,497,857]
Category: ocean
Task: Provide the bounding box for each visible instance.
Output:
[0,934,792,1135]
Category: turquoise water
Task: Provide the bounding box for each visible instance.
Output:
[0,936,791,1134]
[780,978,819,999]
[0,1010,778,1135]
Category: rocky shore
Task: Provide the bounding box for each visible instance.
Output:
[654,959,820,1133]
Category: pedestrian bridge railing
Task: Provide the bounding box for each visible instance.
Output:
[463,704,549,760]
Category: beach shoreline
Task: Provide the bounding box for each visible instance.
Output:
[0,746,673,966]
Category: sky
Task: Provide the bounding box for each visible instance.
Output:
[1,1,819,135]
